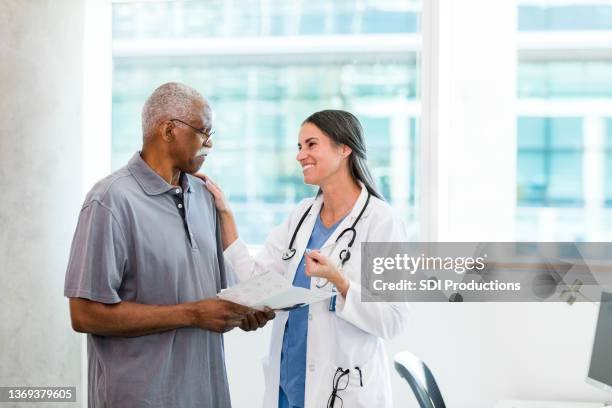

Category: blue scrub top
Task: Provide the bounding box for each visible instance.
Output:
[279,211,345,408]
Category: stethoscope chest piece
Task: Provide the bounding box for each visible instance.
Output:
[282,248,296,261]
[339,249,351,264]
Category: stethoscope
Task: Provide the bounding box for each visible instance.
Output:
[281,192,372,292]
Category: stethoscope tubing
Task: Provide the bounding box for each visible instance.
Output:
[281,193,372,271]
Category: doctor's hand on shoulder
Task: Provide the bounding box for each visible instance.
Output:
[304,250,350,297]
[194,173,230,214]
[194,173,239,249]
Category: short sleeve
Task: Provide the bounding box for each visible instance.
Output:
[64,201,128,304]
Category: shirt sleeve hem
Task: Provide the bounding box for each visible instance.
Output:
[64,289,121,304]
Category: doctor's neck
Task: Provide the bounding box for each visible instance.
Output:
[319,169,361,220]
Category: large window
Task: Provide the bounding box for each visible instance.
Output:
[517,117,583,206]
[518,2,612,30]
[112,0,421,244]
[516,0,612,241]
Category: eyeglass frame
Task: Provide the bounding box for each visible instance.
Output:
[170,118,214,145]
[327,368,350,408]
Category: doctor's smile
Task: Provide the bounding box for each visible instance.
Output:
[301,164,314,172]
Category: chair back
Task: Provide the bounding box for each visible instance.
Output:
[394,351,446,408]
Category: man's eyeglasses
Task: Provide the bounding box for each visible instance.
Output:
[170,118,214,144]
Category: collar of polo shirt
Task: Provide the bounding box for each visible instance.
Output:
[128,151,193,196]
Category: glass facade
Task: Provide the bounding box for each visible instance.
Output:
[518,61,612,99]
[111,1,612,242]
[112,0,420,244]
[517,117,584,207]
[113,0,420,39]
[606,119,612,205]
[518,4,612,31]
[516,1,612,240]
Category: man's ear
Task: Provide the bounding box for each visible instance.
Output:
[161,121,175,143]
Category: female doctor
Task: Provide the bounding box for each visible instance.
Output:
[202,110,409,408]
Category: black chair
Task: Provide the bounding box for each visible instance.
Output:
[394,351,446,408]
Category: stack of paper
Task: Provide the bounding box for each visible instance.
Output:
[218,270,333,311]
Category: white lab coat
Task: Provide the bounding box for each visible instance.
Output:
[223,182,410,408]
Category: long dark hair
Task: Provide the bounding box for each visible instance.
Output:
[302,110,383,200]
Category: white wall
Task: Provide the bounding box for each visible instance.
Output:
[226,302,610,407]
[0,0,84,404]
[388,303,611,407]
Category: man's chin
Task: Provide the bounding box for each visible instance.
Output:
[186,156,205,174]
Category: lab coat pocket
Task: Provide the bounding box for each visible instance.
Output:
[327,357,382,407]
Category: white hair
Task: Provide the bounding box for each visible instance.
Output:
[141,82,208,138]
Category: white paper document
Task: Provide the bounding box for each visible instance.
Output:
[218,270,333,311]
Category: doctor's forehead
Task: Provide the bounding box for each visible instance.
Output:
[298,122,325,142]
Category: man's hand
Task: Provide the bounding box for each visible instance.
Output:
[239,308,276,332]
[188,298,253,333]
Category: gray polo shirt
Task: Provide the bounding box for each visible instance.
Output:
[64,152,233,408]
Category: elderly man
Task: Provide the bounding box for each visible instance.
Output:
[64,82,273,407]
